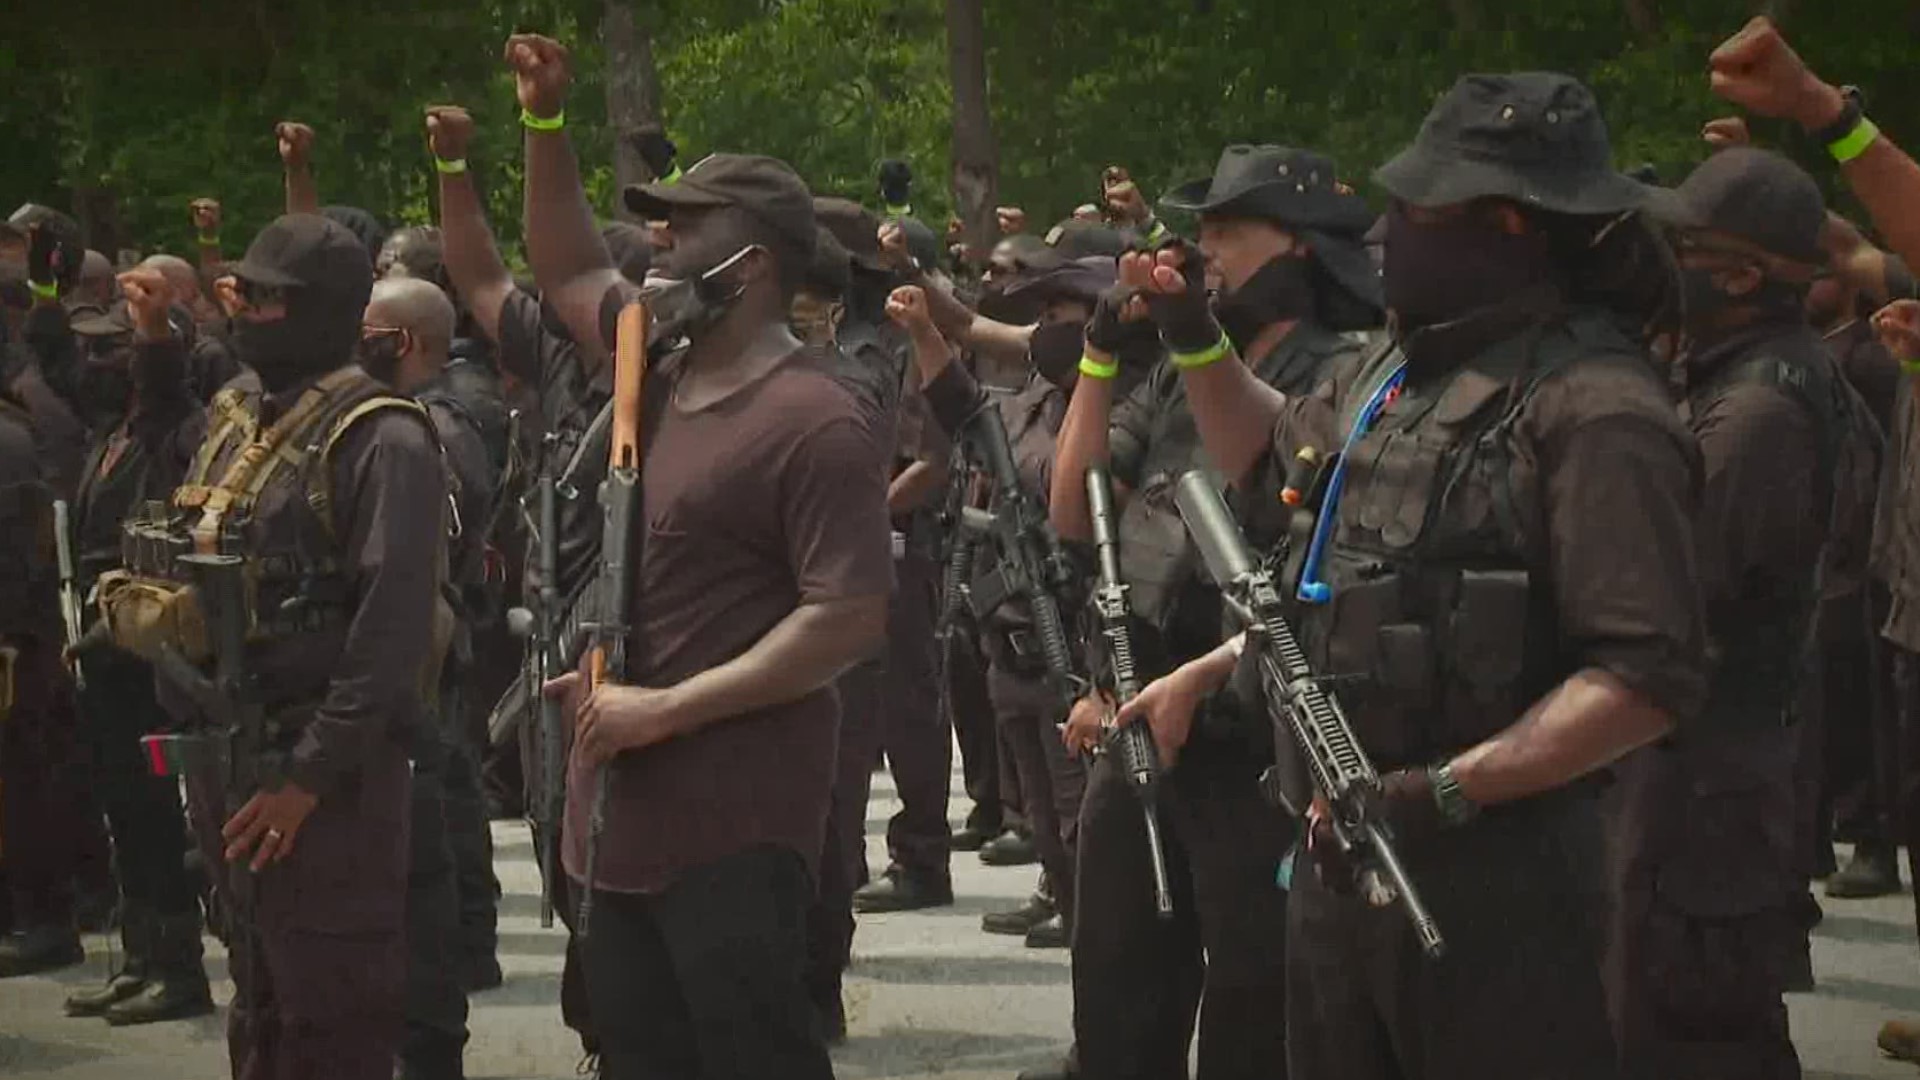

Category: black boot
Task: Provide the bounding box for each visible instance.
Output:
[982,894,1055,936]
[0,924,84,977]
[104,912,212,1025]
[852,866,953,913]
[67,907,150,1016]
[1024,913,1069,949]
[979,828,1038,867]
[1828,842,1901,899]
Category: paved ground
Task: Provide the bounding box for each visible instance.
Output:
[5,764,1920,1079]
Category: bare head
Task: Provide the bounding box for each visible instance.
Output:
[78,250,117,307]
[139,254,202,303]
[362,276,456,393]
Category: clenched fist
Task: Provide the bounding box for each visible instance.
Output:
[276,122,315,171]
[1874,300,1920,364]
[117,267,175,342]
[1701,116,1751,149]
[189,198,222,237]
[1708,17,1846,133]
[885,284,934,334]
[504,34,571,121]
[425,105,476,163]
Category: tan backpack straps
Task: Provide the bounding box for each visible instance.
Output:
[185,368,364,555]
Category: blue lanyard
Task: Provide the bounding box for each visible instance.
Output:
[1296,360,1408,604]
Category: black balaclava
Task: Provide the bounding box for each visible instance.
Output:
[1214,254,1316,353]
[1028,320,1085,389]
[232,287,366,394]
[1382,203,1553,333]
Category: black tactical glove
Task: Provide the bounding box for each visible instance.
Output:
[634,128,678,179]
[1143,239,1222,355]
[1085,282,1142,355]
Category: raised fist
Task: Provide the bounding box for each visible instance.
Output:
[1701,116,1752,149]
[877,221,914,272]
[189,198,222,237]
[504,34,572,121]
[1103,166,1150,225]
[885,284,933,333]
[1708,16,1846,132]
[276,122,315,171]
[425,105,476,162]
[117,267,176,341]
[995,206,1027,236]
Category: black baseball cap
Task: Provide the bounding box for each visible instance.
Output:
[232,214,374,303]
[624,154,817,259]
[3,204,86,286]
[1644,147,1826,266]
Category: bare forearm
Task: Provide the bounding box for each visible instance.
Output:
[1448,668,1675,807]
[888,459,945,515]
[437,171,514,343]
[285,166,318,216]
[1842,140,1920,272]
[909,326,957,387]
[663,596,888,734]
[524,129,621,347]
[965,316,1034,367]
[1178,355,1287,487]
[1048,365,1117,541]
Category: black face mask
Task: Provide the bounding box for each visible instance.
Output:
[1029,320,1085,389]
[1680,266,1736,326]
[230,289,363,393]
[1214,255,1316,353]
[73,350,135,426]
[1382,204,1553,331]
[358,330,407,386]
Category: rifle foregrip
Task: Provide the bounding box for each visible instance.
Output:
[1029,590,1076,693]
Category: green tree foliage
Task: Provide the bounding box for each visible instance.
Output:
[6,0,1920,256]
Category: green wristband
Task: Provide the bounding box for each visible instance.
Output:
[1078,353,1119,380]
[28,280,57,301]
[520,108,565,132]
[661,164,684,186]
[196,233,219,246]
[435,157,469,175]
[1830,117,1880,164]
[1169,332,1231,371]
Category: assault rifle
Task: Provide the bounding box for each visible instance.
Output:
[505,432,567,929]
[957,402,1082,702]
[1086,465,1173,919]
[51,500,85,688]
[1172,472,1444,958]
[577,300,650,941]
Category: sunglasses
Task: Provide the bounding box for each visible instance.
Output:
[233,277,291,309]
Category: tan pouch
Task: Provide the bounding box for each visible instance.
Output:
[95,570,210,664]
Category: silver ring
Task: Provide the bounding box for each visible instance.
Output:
[266,828,284,842]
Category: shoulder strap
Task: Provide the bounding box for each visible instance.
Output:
[307,394,441,539]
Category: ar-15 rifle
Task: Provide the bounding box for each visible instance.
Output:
[143,554,273,995]
[577,300,650,942]
[505,431,567,929]
[1086,465,1173,919]
[51,499,85,689]
[957,403,1082,702]
[1172,471,1444,959]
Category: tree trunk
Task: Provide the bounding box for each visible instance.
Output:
[604,0,665,214]
[1622,0,1658,38]
[1444,0,1482,32]
[945,0,998,273]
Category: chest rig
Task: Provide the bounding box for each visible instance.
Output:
[98,367,433,666]
[1297,314,1641,769]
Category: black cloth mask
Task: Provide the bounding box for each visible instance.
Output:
[357,331,407,387]
[1382,204,1554,332]
[1028,320,1085,389]
[231,291,362,394]
[1214,254,1316,353]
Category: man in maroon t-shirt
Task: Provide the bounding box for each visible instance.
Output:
[508,34,891,1079]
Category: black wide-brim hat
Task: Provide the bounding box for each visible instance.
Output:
[1376,72,1647,217]
[1161,145,1375,235]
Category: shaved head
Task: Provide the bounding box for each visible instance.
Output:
[78,250,117,306]
[367,277,456,353]
[139,254,202,302]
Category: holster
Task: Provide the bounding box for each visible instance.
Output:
[94,570,210,665]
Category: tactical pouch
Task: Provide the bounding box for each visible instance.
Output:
[94,570,211,665]
[1447,570,1529,692]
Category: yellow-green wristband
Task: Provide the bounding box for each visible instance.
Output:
[1830,117,1880,164]
[1170,332,1231,371]
[661,164,684,186]
[520,108,565,132]
[1078,353,1119,380]
[28,280,57,301]
[196,233,219,246]
[435,157,469,175]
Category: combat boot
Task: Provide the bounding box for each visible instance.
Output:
[852,866,953,913]
[1828,842,1901,899]
[982,893,1055,936]
[979,828,1038,867]
[66,906,151,1016]
[104,912,211,1025]
[0,923,84,977]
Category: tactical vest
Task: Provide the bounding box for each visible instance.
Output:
[1297,313,1645,770]
[1685,345,1851,730]
[418,359,513,478]
[99,366,451,709]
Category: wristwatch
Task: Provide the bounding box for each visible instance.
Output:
[1811,85,1866,148]
[1427,761,1479,827]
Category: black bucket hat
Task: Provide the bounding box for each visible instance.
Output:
[996,256,1119,323]
[1162,145,1374,234]
[1644,146,1825,267]
[1375,72,1647,216]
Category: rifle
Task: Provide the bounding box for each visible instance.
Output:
[577,300,650,941]
[508,432,568,929]
[143,553,274,997]
[958,402,1082,702]
[1172,471,1444,959]
[1085,465,1173,919]
[51,499,84,689]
